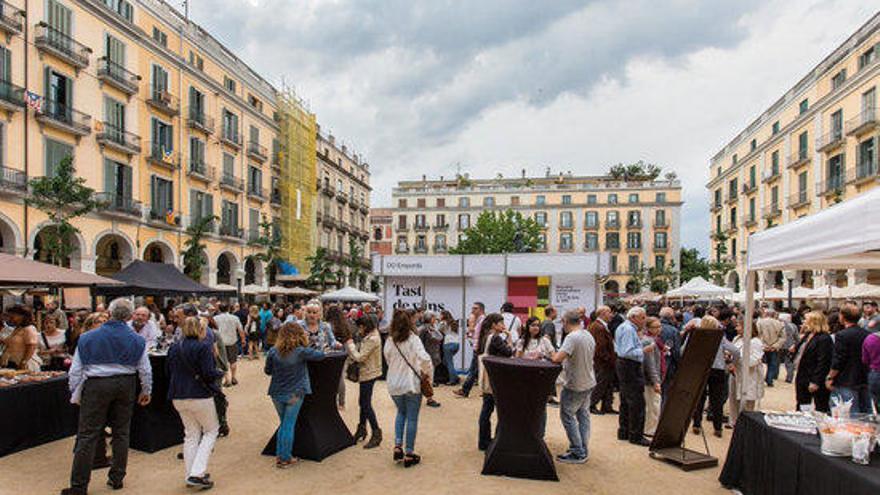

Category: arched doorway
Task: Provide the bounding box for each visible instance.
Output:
[0,213,21,254]
[267,262,277,287]
[625,279,639,294]
[244,257,263,286]
[216,252,236,285]
[143,240,174,264]
[33,225,82,269]
[604,280,620,294]
[727,271,740,292]
[94,233,134,277]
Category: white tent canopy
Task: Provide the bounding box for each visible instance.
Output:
[840,282,880,299]
[321,286,379,302]
[665,276,733,298]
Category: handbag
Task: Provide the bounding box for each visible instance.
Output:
[393,339,433,398]
[346,361,360,383]
[178,342,225,400]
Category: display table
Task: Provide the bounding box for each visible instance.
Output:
[719,412,880,495]
[0,375,78,457]
[262,352,354,461]
[480,356,561,481]
[130,354,183,453]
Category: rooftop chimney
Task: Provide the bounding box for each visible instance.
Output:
[329,134,335,145]
[341,144,347,154]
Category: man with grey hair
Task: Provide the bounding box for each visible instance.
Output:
[130,306,160,349]
[614,306,654,446]
[63,298,152,495]
[552,309,596,463]
[756,307,785,387]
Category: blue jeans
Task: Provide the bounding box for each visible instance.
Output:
[869,371,880,414]
[764,351,779,386]
[391,393,421,453]
[442,343,460,384]
[273,396,304,462]
[833,386,872,414]
[461,354,479,395]
[560,387,592,458]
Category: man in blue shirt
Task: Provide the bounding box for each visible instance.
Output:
[259,302,273,350]
[614,306,654,446]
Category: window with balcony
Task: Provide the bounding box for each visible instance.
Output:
[189,136,206,174]
[150,176,173,218]
[585,211,598,228]
[798,171,808,200]
[189,189,213,225]
[628,193,639,204]
[435,214,445,227]
[606,210,619,227]
[585,233,598,250]
[771,121,780,135]
[628,255,640,273]
[586,194,597,205]
[535,195,545,206]
[749,166,756,188]
[221,200,238,233]
[606,232,619,249]
[222,152,234,177]
[150,117,173,158]
[559,232,573,251]
[627,210,641,227]
[436,198,445,207]
[798,131,808,159]
[730,207,737,228]
[458,213,470,230]
[103,96,126,137]
[750,139,757,151]
[44,68,72,122]
[247,166,262,196]
[771,185,779,209]
[152,27,167,46]
[414,214,426,228]
[654,232,667,249]
[607,193,617,204]
[103,159,132,208]
[397,215,407,230]
[655,210,666,227]
[655,255,666,268]
[858,137,876,178]
[859,46,876,70]
[627,232,641,249]
[831,109,843,136]
[484,196,495,207]
[771,150,779,174]
[398,198,407,208]
[560,211,573,228]
[222,109,239,143]
[458,197,469,207]
[562,195,571,205]
[656,192,666,203]
[415,235,427,251]
[714,189,721,208]
[416,198,425,208]
[728,178,737,199]
[827,153,844,190]
[799,98,809,115]
[749,197,756,222]
[44,138,71,177]
[831,69,846,90]
[535,211,547,227]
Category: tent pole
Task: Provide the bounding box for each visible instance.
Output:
[742,270,755,414]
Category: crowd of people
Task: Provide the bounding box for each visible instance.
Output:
[3,291,879,493]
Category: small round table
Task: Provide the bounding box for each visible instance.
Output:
[480,356,562,481]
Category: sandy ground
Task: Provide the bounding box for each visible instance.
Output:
[1,358,796,495]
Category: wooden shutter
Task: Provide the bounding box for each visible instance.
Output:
[189,189,199,222]
[122,164,132,199]
[204,194,213,220]
[48,0,71,34]
[0,47,10,82]
[104,159,116,194]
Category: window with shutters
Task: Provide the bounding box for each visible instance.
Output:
[655,210,666,227]
[249,208,260,238]
[104,34,126,80]
[190,137,206,174]
[45,138,72,176]
[189,87,205,122]
[150,176,173,217]
[222,109,239,142]
[47,0,71,35]
[249,125,259,144]
[223,153,235,178]
[223,76,236,94]
[610,255,617,273]
[152,27,167,47]
[831,70,846,90]
[103,159,131,201]
[189,189,213,227]
[151,64,169,99]
[654,232,667,249]
[628,255,640,273]
[798,172,808,201]
[799,99,809,115]
[655,255,666,268]
[248,166,262,195]
[221,200,239,232]
[150,118,172,157]
[606,232,619,249]
[45,68,72,120]
[0,46,10,83]
[104,97,125,141]
[103,0,133,21]
[858,45,876,70]
[627,232,641,249]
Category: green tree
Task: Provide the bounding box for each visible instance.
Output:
[679,247,710,283]
[249,215,282,293]
[181,215,217,280]
[649,260,679,293]
[450,209,543,255]
[708,232,735,284]
[27,156,101,266]
[628,263,650,293]
[306,247,336,291]
[608,160,663,181]
[345,237,365,289]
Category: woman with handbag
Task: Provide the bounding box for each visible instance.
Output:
[38,313,70,370]
[383,309,433,468]
[265,322,325,468]
[346,316,383,448]
[167,317,225,490]
[477,313,513,451]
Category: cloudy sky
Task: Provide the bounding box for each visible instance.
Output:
[189,0,876,255]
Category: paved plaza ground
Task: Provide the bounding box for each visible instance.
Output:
[2,359,794,494]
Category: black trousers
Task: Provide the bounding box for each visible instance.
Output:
[616,359,645,441]
[795,379,831,413]
[359,378,379,430]
[70,375,137,491]
[590,365,615,411]
[693,369,726,432]
[478,394,496,451]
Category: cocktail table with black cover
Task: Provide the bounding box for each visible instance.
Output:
[481,356,562,481]
[0,375,79,457]
[262,351,354,461]
[130,354,184,453]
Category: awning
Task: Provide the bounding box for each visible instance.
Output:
[0,253,122,288]
[94,261,234,297]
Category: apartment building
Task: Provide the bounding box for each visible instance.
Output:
[369,207,393,256]
[315,128,371,288]
[390,172,682,294]
[0,0,284,288]
[707,13,880,292]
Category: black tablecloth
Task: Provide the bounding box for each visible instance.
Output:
[719,412,880,495]
[481,356,561,481]
[130,354,183,453]
[262,352,354,461]
[0,376,79,457]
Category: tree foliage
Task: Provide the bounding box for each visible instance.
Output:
[608,160,663,181]
[26,156,101,266]
[649,260,679,293]
[450,209,543,255]
[306,247,336,291]
[249,215,283,292]
[346,237,365,289]
[708,232,736,284]
[679,247,710,283]
[181,215,217,280]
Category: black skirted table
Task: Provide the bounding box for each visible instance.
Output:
[0,375,79,457]
[719,412,880,495]
[130,354,183,453]
[481,356,561,481]
[262,352,355,461]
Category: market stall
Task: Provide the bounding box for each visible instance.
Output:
[320,286,379,303]
[726,186,880,495]
[94,260,236,298]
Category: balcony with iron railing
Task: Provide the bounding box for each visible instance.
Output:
[320,182,335,197]
[186,109,214,134]
[788,189,810,209]
[433,244,448,254]
[584,220,600,230]
[606,219,621,229]
[336,190,348,204]
[147,143,179,170]
[0,165,26,195]
[97,58,139,95]
[95,192,142,218]
[247,185,265,202]
[186,161,215,182]
[218,224,244,240]
[220,128,242,150]
[432,223,449,231]
[247,141,267,162]
[848,158,880,186]
[762,168,781,184]
[147,208,180,226]
[725,191,738,205]
[787,150,810,170]
[845,107,878,137]
[626,243,642,252]
[654,243,669,251]
[35,99,91,136]
[0,1,23,35]
[762,203,781,219]
[247,230,261,243]
[653,219,669,229]
[146,85,179,116]
[724,219,738,234]
[219,173,244,192]
[270,189,281,206]
[0,79,24,112]
[741,181,758,194]
[710,200,722,212]
[742,214,758,228]
[413,223,429,232]
[627,218,642,228]
[396,244,410,254]
[34,23,91,70]
[96,123,140,155]
[816,127,845,153]
[817,174,845,197]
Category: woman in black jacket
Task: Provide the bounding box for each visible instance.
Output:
[794,311,833,413]
[168,317,224,489]
[477,313,513,451]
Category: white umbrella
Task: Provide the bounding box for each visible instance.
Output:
[665,276,733,298]
[212,284,237,292]
[268,285,290,295]
[320,286,379,302]
[757,288,787,300]
[241,284,263,295]
[840,282,880,299]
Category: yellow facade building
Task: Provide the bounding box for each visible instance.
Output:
[390,171,682,294]
[0,0,292,289]
[707,13,880,292]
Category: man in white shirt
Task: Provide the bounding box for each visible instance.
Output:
[500,302,522,345]
[214,303,244,386]
[130,306,160,349]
